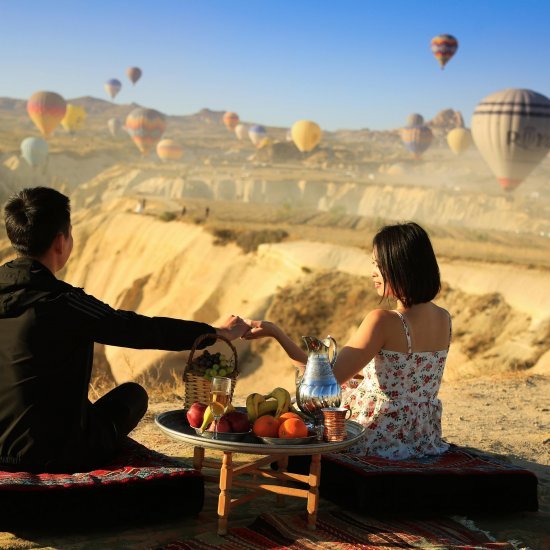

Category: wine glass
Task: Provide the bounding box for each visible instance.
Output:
[209,376,232,440]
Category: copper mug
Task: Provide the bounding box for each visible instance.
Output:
[321,407,352,442]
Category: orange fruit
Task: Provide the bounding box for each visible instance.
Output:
[278,418,308,439]
[277,412,302,426]
[252,415,279,438]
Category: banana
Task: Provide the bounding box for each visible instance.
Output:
[256,399,279,417]
[224,403,235,414]
[266,387,291,418]
[289,403,310,421]
[245,393,265,423]
[199,406,215,432]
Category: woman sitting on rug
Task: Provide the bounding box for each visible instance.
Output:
[243,222,451,460]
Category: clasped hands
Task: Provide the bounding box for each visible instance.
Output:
[216,315,277,341]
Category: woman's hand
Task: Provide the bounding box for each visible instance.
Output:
[215,315,250,341]
[241,319,280,340]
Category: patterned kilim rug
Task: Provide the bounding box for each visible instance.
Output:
[160,509,515,549]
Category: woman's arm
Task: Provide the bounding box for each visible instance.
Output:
[332,309,387,384]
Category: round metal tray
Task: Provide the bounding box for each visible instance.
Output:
[259,434,317,445]
[193,428,251,442]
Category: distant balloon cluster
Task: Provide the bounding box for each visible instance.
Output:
[19,38,550,192]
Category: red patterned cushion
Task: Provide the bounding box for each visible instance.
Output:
[286,444,538,513]
[0,438,204,528]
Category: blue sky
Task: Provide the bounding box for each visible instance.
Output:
[1,0,549,131]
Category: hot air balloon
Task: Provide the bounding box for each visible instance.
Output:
[223,112,239,130]
[156,139,183,161]
[20,137,48,168]
[60,104,87,134]
[285,129,293,142]
[430,34,458,69]
[471,88,550,191]
[406,113,424,127]
[447,127,472,155]
[248,125,267,147]
[291,120,322,152]
[400,125,433,159]
[104,79,122,99]
[26,91,67,138]
[234,123,248,141]
[107,117,123,137]
[127,67,142,85]
[125,108,167,155]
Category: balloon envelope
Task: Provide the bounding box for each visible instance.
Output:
[125,108,167,154]
[223,112,239,130]
[291,120,322,152]
[447,127,472,155]
[107,117,122,137]
[104,79,122,99]
[234,123,248,140]
[20,137,48,167]
[430,34,458,69]
[471,88,550,191]
[406,113,424,127]
[400,125,433,158]
[127,67,142,85]
[26,91,66,138]
[156,139,183,161]
[61,104,86,134]
[248,125,267,147]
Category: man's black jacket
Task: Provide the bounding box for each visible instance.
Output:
[0,258,216,472]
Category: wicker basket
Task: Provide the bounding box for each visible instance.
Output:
[183,333,239,409]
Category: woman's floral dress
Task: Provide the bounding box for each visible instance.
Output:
[341,310,451,459]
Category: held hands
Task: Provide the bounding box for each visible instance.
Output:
[215,315,250,341]
[241,319,280,340]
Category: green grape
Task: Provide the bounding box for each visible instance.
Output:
[219,359,227,367]
[218,368,227,376]
[225,364,235,374]
[212,363,220,371]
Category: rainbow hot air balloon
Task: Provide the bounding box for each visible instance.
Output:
[125,108,167,155]
[107,117,122,137]
[430,34,458,69]
[248,125,267,147]
[447,127,472,155]
[156,139,183,161]
[400,125,433,159]
[26,91,67,138]
[291,120,322,152]
[127,67,142,85]
[471,88,550,191]
[104,78,122,99]
[223,111,239,130]
[234,123,248,141]
[406,113,424,127]
[60,104,87,134]
[20,137,48,167]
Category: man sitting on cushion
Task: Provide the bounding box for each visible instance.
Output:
[0,187,249,473]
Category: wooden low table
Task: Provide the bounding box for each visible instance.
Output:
[155,410,365,535]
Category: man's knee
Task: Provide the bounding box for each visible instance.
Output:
[118,382,148,416]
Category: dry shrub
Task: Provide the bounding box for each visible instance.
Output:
[210,227,289,253]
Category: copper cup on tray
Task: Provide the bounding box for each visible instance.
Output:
[321,407,352,442]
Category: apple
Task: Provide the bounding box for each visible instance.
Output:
[224,411,250,433]
[207,416,232,433]
[186,402,207,428]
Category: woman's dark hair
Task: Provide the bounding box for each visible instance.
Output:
[4,187,71,257]
[373,222,440,307]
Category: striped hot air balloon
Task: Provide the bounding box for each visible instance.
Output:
[104,78,122,99]
[20,137,48,167]
[400,125,433,159]
[291,120,322,152]
[125,108,167,155]
[471,88,550,191]
[223,112,239,130]
[430,34,458,69]
[248,125,267,147]
[406,113,424,127]
[127,67,142,85]
[26,91,67,138]
[156,139,183,161]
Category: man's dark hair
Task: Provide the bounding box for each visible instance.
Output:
[373,222,441,308]
[4,187,71,257]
